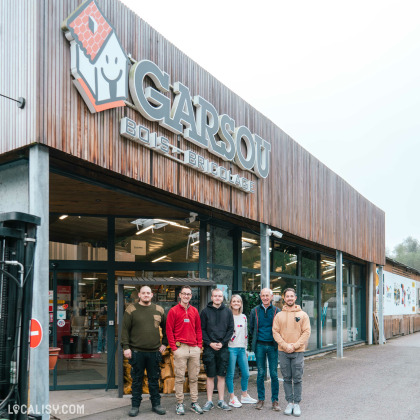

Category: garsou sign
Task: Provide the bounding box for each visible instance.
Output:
[62,0,271,192]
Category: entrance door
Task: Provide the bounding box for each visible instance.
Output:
[49,271,110,389]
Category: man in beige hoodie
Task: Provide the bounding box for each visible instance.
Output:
[272,288,310,417]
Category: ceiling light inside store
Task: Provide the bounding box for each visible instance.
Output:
[83,277,98,280]
[242,237,258,244]
[255,274,261,277]
[324,275,335,280]
[155,219,190,229]
[78,282,86,286]
[190,240,200,246]
[323,267,335,274]
[286,260,297,266]
[59,215,68,220]
[136,225,155,235]
[152,255,167,263]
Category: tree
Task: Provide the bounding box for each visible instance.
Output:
[391,236,420,271]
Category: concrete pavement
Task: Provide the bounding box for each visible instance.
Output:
[49,332,420,420]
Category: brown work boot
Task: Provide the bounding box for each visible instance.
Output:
[272,401,280,411]
[255,400,264,410]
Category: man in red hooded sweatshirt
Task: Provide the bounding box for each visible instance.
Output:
[273,288,311,417]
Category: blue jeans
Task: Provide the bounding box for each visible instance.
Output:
[226,347,250,394]
[256,343,279,402]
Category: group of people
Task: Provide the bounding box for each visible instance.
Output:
[121,285,310,418]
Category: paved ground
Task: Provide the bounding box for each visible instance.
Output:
[50,332,420,420]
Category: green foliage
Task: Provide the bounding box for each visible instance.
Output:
[391,236,420,271]
[238,291,261,316]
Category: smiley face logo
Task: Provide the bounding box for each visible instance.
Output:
[62,0,129,113]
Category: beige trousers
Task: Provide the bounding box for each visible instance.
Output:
[173,343,201,403]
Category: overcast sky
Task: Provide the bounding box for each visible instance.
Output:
[121,0,420,252]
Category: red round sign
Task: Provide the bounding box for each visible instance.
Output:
[30,319,43,349]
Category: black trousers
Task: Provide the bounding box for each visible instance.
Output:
[129,350,161,408]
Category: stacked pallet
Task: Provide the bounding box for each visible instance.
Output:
[124,347,207,394]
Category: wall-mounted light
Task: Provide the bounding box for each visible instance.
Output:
[267,229,283,239]
[185,212,198,224]
[0,93,25,108]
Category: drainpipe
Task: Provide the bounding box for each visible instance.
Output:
[378,265,385,345]
[336,251,343,358]
[260,223,270,290]
[368,263,374,345]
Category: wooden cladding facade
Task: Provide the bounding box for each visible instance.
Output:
[0,0,385,264]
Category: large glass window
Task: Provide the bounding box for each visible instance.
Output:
[343,284,362,342]
[208,225,234,266]
[321,255,336,281]
[301,251,317,279]
[50,272,108,387]
[351,265,363,285]
[50,215,108,261]
[321,282,337,348]
[301,281,318,351]
[115,218,199,263]
[242,272,261,292]
[241,233,260,270]
[209,268,233,302]
[272,243,298,276]
[343,262,350,284]
[270,276,297,310]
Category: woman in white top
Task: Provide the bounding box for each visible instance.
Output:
[226,294,258,408]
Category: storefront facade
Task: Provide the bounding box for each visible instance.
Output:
[0,0,385,415]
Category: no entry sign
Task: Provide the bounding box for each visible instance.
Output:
[30,318,43,348]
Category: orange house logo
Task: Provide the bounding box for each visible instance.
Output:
[62,0,129,113]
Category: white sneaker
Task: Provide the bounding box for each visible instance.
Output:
[284,402,294,416]
[228,396,242,408]
[293,404,301,417]
[240,395,258,404]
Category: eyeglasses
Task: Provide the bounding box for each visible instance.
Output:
[181,293,192,296]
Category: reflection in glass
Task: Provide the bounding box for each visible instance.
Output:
[208,225,234,266]
[272,243,298,276]
[49,215,108,261]
[321,282,337,348]
[270,276,296,309]
[115,218,199,263]
[242,233,260,270]
[321,255,336,281]
[209,268,233,302]
[301,251,317,279]
[351,265,362,285]
[343,262,349,284]
[343,284,362,342]
[242,272,261,291]
[301,281,318,351]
